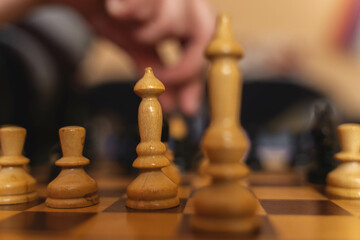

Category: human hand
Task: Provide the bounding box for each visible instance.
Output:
[58,0,215,116]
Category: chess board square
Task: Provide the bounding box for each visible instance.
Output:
[252,186,327,200]
[250,172,303,186]
[0,198,45,211]
[26,197,118,213]
[71,212,182,238]
[184,198,266,216]
[178,215,275,239]
[261,200,351,215]
[104,197,187,213]
[269,215,360,240]
[178,186,192,198]
[332,200,360,217]
[0,211,21,222]
[0,212,96,232]
[183,198,194,214]
[256,199,267,216]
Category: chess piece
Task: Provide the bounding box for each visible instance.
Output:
[198,156,209,177]
[307,102,338,184]
[169,115,188,141]
[0,126,38,204]
[162,145,181,185]
[191,14,258,233]
[126,67,179,210]
[46,126,99,208]
[326,123,360,198]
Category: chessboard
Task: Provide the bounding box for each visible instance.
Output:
[0,170,359,240]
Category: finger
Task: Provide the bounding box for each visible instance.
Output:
[105,0,157,22]
[159,88,177,115]
[133,14,169,44]
[133,0,187,44]
[178,78,204,116]
[105,0,133,20]
[157,39,207,86]
[156,0,215,86]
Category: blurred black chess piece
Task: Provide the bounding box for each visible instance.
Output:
[307,101,339,184]
[242,80,320,170]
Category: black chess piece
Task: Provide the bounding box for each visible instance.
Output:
[307,101,339,184]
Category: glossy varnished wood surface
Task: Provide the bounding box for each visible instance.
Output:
[126,68,179,210]
[0,169,359,239]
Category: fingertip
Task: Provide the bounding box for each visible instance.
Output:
[179,80,204,117]
[133,23,166,44]
[105,0,131,19]
[181,100,200,117]
[159,91,177,115]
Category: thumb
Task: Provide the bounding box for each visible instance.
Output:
[159,88,177,115]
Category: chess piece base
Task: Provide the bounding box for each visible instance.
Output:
[126,170,179,210]
[47,168,99,208]
[0,166,38,204]
[192,181,258,234]
[326,162,360,186]
[192,175,211,189]
[191,214,259,234]
[326,162,360,198]
[126,196,179,210]
[46,193,99,208]
[0,191,38,205]
[162,163,181,185]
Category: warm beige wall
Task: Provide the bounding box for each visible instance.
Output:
[207,0,360,119]
[207,0,340,48]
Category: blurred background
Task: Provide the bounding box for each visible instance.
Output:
[0,0,359,181]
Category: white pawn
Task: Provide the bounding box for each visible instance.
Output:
[326,123,360,198]
[46,126,99,208]
[0,126,38,204]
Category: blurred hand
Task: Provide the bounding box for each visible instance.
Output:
[57,0,215,116]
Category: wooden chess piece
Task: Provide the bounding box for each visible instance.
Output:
[326,123,360,198]
[126,67,179,210]
[191,14,258,233]
[198,155,209,177]
[168,115,188,140]
[0,126,38,204]
[162,145,181,185]
[46,126,99,208]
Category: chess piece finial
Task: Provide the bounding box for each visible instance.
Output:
[0,126,38,204]
[206,14,243,58]
[326,123,360,198]
[46,126,99,208]
[191,14,258,233]
[126,67,179,210]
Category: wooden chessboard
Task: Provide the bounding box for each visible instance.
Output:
[0,170,360,240]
